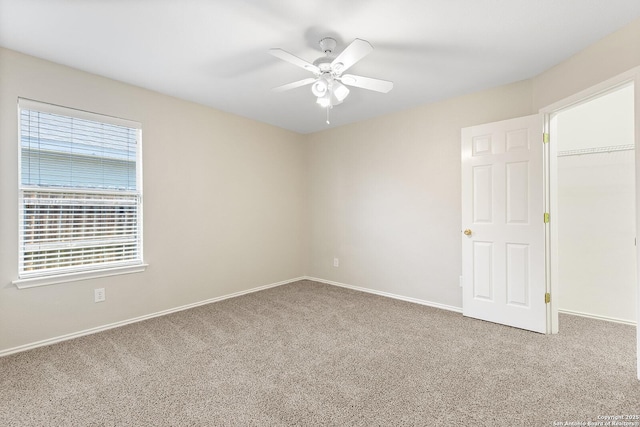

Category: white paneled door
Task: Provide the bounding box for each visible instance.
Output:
[461,115,547,333]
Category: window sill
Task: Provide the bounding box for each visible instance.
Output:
[12,263,148,289]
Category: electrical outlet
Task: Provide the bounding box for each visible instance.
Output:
[94,288,106,303]
[333,257,339,267]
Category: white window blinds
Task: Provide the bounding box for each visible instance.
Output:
[18,99,143,279]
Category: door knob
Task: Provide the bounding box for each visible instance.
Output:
[463,229,472,236]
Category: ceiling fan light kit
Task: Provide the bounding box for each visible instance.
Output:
[311,77,329,97]
[269,36,393,124]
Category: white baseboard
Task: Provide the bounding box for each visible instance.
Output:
[558,308,636,326]
[0,276,305,358]
[303,276,463,314]
[2,276,463,358]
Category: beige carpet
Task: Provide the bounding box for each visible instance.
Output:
[1,280,638,426]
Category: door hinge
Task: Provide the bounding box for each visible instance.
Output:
[544,212,550,223]
[545,292,551,304]
[543,133,550,143]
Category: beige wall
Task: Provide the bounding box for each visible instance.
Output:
[2,16,640,354]
[305,81,533,308]
[0,48,307,352]
[532,17,640,110]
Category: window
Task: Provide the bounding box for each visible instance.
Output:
[16,99,144,286]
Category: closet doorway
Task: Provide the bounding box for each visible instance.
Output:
[551,83,636,326]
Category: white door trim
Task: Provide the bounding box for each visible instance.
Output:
[539,66,640,380]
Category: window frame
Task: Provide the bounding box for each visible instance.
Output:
[13,99,146,289]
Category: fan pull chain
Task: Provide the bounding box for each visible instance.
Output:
[326,106,330,124]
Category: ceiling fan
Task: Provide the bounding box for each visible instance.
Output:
[269,37,393,123]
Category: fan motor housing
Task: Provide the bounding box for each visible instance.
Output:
[313,56,333,72]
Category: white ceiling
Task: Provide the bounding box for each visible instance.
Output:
[1,1,640,134]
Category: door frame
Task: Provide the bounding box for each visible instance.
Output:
[539,66,640,379]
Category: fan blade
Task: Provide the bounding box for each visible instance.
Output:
[269,48,319,74]
[331,39,373,73]
[340,74,393,93]
[272,78,317,92]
